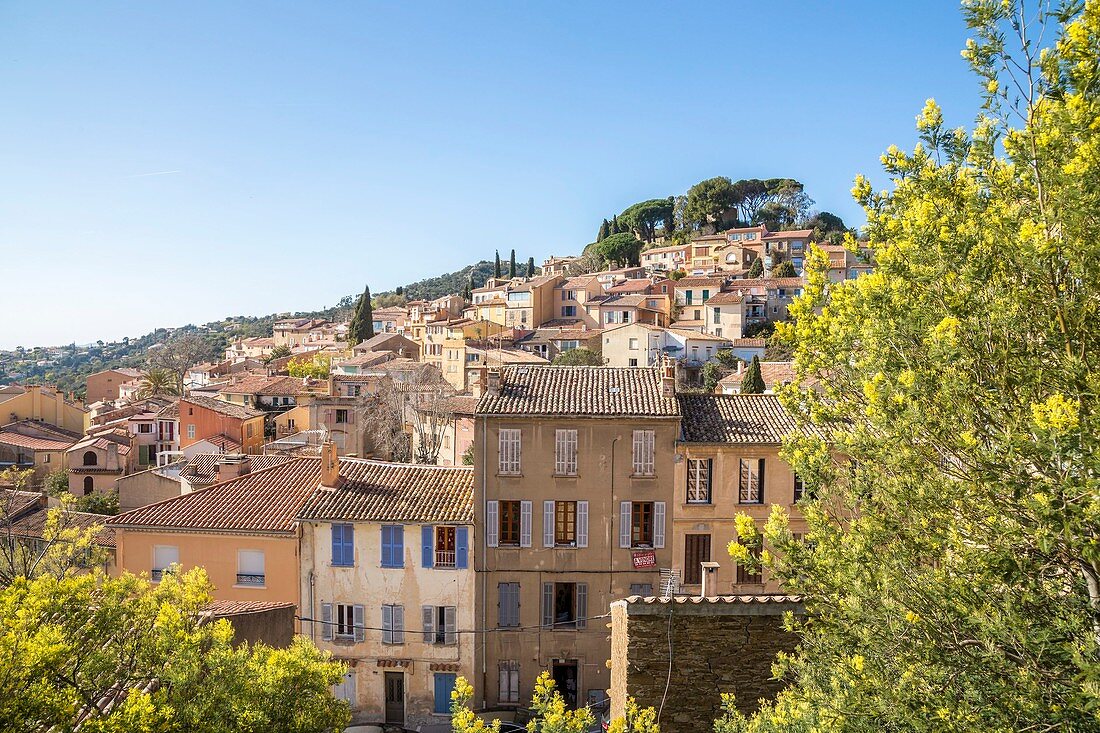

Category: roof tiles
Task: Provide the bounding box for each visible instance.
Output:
[677,394,826,444]
[476,366,680,417]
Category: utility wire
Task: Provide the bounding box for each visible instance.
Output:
[295,612,612,635]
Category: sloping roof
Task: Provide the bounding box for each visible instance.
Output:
[219,375,305,397]
[157,401,180,419]
[762,228,813,239]
[677,394,825,444]
[358,332,417,350]
[180,395,263,420]
[1,489,45,519]
[704,291,747,305]
[298,459,473,524]
[730,338,766,348]
[664,328,730,342]
[10,508,116,548]
[0,429,78,452]
[673,276,728,288]
[204,434,243,453]
[180,453,291,486]
[477,366,680,418]
[111,457,321,534]
[717,361,796,389]
[726,277,805,289]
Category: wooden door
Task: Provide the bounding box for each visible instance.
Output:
[384,671,404,724]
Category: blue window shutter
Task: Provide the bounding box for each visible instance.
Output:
[343,525,354,566]
[381,526,391,567]
[456,527,469,569]
[422,525,434,568]
[394,525,404,568]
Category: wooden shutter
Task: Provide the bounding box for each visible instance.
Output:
[382,605,393,644]
[456,527,469,569]
[541,582,554,628]
[444,606,457,645]
[353,604,365,642]
[555,429,576,475]
[619,501,632,548]
[543,501,555,548]
[321,602,333,641]
[393,605,405,644]
[576,583,588,629]
[422,525,434,568]
[654,502,666,549]
[576,501,588,548]
[758,458,765,503]
[422,605,435,643]
[486,501,499,547]
[520,501,532,547]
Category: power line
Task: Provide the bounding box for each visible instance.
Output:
[295,612,612,636]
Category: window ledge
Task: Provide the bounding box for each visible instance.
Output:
[630,474,657,479]
[329,563,356,568]
[233,585,267,589]
[496,473,524,478]
[551,473,578,478]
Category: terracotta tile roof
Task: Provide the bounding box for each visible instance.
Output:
[440,396,479,415]
[599,294,653,307]
[726,277,805,289]
[673,276,728,288]
[111,457,322,534]
[180,453,291,486]
[557,276,597,289]
[477,366,680,417]
[762,228,813,239]
[717,361,803,390]
[0,430,78,452]
[10,508,116,548]
[219,375,306,397]
[358,332,416,350]
[704,291,747,305]
[669,319,704,329]
[664,328,730,342]
[203,600,296,616]
[180,395,264,420]
[607,279,654,294]
[730,338,766,348]
[1,489,45,518]
[677,394,825,443]
[204,434,243,453]
[641,243,690,255]
[298,459,473,524]
[157,402,180,419]
[624,594,803,605]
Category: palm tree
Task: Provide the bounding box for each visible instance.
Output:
[137,368,180,399]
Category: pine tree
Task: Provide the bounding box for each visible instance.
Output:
[494,250,502,278]
[347,284,375,346]
[597,219,610,242]
[747,257,764,278]
[509,249,517,278]
[740,354,765,394]
[611,215,621,234]
[527,256,535,276]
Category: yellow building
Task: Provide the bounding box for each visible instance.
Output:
[0,385,88,434]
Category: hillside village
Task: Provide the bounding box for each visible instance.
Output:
[0,212,873,728]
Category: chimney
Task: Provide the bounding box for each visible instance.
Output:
[472,366,489,399]
[660,357,676,398]
[486,368,501,397]
[216,454,250,483]
[321,441,340,487]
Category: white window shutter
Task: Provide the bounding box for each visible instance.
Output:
[394,605,405,644]
[577,501,588,548]
[382,605,393,645]
[543,501,555,548]
[654,502,666,549]
[620,501,632,548]
[422,605,435,643]
[353,604,365,642]
[444,606,457,645]
[520,501,532,548]
[576,583,588,629]
[631,430,643,474]
[321,602,333,641]
[486,501,499,548]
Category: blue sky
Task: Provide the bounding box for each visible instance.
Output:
[0,1,978,349]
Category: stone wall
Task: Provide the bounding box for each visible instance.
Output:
[610,596,802,731]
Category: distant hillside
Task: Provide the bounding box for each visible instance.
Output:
[379,258,536,303]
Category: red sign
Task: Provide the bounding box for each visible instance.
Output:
[632,550,656,569]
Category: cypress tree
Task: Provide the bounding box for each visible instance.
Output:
[611,215,621,234]
[348,284,375,346]
[509,249,517,278]
[597,219,610,242]
[527,256,535,276]
[494,250,502,278]
[740,355,765,394]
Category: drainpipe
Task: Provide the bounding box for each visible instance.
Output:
[308,569,316,641]
[608,436,620,598]
[479,413,488,709]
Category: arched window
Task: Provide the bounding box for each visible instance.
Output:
[82,451,98,467]
[725,253,738,263]
[83,476,94,495]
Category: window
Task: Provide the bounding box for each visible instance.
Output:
[423,605,457,645]
[713,307,721,322]
[498,582,520,628]
[552,501,574,546]
[487,501,530,548]
[422,525,469,568]
[628,358,638,367]
[246,423,254,438]
[335,409,348,424]
[82,476,93,495]
[499,661,521,703]
[82,451,97,467]
[333,671,356,702]
[138,423,152,433]
[685,292,693,305]
[702,289,710,300]
[541,582,587,629]
[736,542,763,584]
[498,429,521,474]
[554,429,577,476]
[629,583,653,597]
[683,534,712,585]
[287,418,296,431]
[628,338,639,350]
[793,473,805,502]
[563,290,576,301]
[324,603,364,642]
[631,430,655,476]
[349,385,361,397]
[152,545,178,582]
[619,501,665,549]
[331,524,355,566]
[382,604,405,644]
[561,305,576,317]
[381,525,404,568]
[187,424,196,439]
[739,459,765,504]
[237,549,265,586]
[694,309,702,320]
[687,459,712,503]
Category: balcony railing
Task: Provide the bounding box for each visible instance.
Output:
[151,568,173,582]
[435,550,456,568]
[236,573,265,586]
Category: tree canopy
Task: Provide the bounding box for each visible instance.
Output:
[552,348,603,366]
[723,3,1100,730]
[685,176,738,229]
[620,198,674,243]
[347,284,374,346]
[593,232,643,268]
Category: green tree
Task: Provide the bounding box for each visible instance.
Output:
[494,250,502,278]
[739,355,764,394]
[287,354,331,379]
[746,258,764,278]
[347,284,375,346]
[668,269,686,281]
[805,211,849,244]
[725,3,1100,731]
[611,215,622,234]
[702,361,724,392]
[594,232,643,268]
[510,249,517,278]
[772,260,797,277]
[552,348,603,366]
[620,199,674,243]
[685,176,737,229]
[43,469,69,498]
[0,568,350,731]
[136,368,180,399]
[527,256,536,276]
[597,218,610,242]
[266,344,293,362]
[75,490,120,516]
[608,697,660,733]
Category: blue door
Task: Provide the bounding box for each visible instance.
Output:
[433,673,457,714]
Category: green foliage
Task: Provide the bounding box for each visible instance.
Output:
[746,258,764,278]
[772,260,797,277]
[450,676,500,732]
[75,490,119,516]
[527,672,594,733]
[741,321,774,339]
[668,269,686,281]
[495,250,502,278]
[43,470,69,498]
[620,198,674,243]
[0,568,350,732]
[608,697,660,733]
[528,256,536,276]
[739,355,764,393]
[373,292,408,309]
[702,361,724,392]
[265,344,293,363]
[805,210,850,245]
[287,354,331,379]
[685,176,737,229]
[136,368,180,399]
[347,284,375,346]
[552,348,603,366]
[510,249,517,278]
[597,219,610,242]
[461,444,475,466]
[736,4,1100,730]
[593,233,643,268]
